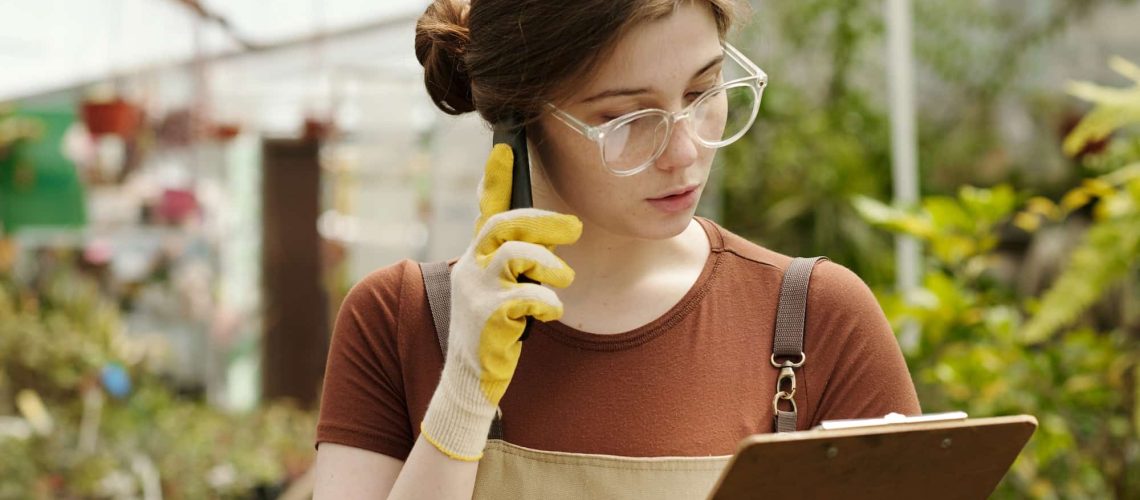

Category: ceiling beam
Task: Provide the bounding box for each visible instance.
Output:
[8,10,420,103]
[170,0,262,51]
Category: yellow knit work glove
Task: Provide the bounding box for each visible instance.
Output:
[420,144,582,461]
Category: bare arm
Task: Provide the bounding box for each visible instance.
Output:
[389,436,480,499]
[312,436,479,500]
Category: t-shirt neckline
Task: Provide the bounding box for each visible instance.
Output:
[539,217,725,352]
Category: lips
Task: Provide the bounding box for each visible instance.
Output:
[649,185,699,200]
[646,184,700,214]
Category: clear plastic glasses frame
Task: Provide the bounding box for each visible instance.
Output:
[546,42,767,177]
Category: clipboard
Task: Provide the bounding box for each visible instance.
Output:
[708,415,1037,500]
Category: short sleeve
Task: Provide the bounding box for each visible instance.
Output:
[315,260,415,460]
[802,261,921,427]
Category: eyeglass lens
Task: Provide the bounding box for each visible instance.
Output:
[601,84,758,174]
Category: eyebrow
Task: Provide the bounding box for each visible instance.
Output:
[577,54,726,105]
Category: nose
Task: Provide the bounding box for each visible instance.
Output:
[653,118,699,172]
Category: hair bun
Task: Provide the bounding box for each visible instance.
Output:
[415,0,475,115]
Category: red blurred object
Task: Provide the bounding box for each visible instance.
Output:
[156,188,199,224]
[302,117,334,141]
[210,123,242,141]
[81,98,142,138]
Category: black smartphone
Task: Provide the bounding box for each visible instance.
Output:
[492,115,533,210]
[492,115,536,340]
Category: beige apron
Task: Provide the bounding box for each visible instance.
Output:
[474,437,730,499]
[419,257,826,500]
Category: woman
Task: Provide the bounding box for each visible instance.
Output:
[313,0,920,498]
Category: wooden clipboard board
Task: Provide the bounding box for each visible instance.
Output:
[708,415,1037,500]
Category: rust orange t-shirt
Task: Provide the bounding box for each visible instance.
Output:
[316,217,920,459]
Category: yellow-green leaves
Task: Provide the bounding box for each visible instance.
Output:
[852,184,1019,267]
[1063,57,1140,157]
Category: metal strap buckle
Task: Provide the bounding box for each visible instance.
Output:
[772,390,798,413]
[777,365,796,396]
[770,352,806,368]
[771,352,805,414]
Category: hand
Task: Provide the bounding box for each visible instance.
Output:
[420,144,582,461]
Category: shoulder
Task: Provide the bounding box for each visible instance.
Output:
[699,217,789,273]
[332,259,427,356]
[342,259,422,310]
[319,259,433,459]
[807,260,879,315]
[798,260,903,388]
[698,217,879,318]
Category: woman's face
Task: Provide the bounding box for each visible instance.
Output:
[530,2,724,241]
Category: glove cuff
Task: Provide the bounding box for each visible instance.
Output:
[420,361,498,461]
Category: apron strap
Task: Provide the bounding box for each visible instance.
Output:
[420,261,505,440]
[421,261,452,357]
[771,256,828,433]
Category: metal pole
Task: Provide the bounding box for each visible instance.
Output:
[886,0,922,350]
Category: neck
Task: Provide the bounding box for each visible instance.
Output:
[556,219,702,286]
[552,218,710,334]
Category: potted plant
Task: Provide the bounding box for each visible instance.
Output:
[209,122,242,142]
[80,97,141,139]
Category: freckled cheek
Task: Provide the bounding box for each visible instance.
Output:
[535,136,601,192]
[556,162,615,207]
[543,153,632,212]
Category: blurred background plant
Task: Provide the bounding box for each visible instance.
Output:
[717,0,1140,497]
[0,105,45,158]
[722,0,1139,285]
[0,249,315,499]
[852,57,1140,498]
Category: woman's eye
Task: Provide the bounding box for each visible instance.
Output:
[599,111,634,123]
[686,89,713,101]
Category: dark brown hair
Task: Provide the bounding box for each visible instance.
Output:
[415,0,743,124]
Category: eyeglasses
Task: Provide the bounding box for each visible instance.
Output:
[546,42,766,177]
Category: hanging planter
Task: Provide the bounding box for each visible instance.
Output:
[80,98,141,139]
[302,116,335,142]
[209,122,242,142]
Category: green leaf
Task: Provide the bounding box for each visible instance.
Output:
[1020,214,1140,343]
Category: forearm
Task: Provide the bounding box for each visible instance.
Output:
[387,435,480,500]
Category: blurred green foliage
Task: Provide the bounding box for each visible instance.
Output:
[723,0,894,284]
[0,250,315,499]
[853,58,1140,498]
[723,0,1138,284]
[721,0,1140,496]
